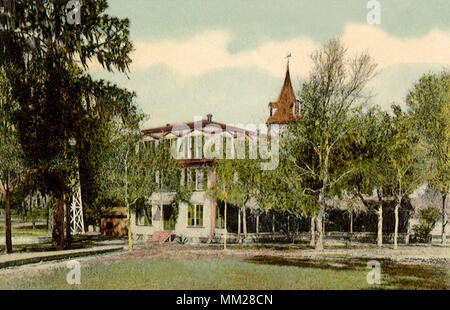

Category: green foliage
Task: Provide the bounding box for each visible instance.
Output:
[266,39,377,226]
[0,0,133,73]
[175,234,188,244]
[407,70,449,230]
[0,64,25,190]
[343,107,394,198]
[413,207,440,243]
[1,0,137,229]
[209,155,261,211]
[385,105,428,201]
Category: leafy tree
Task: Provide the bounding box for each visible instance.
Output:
[0,0,135,248]
[100,123,191,249]
[407,71,449,244]
[281,39,376,250]
[211,157,261,240]
[0,64,26,253]
[345,107,394,247]
[270,124,321,246]
[386,106,428,249]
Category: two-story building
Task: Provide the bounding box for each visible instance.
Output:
[130,63,301,244]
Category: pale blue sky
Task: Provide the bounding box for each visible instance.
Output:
[91,0,450,128]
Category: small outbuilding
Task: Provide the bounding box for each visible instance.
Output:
[100,207,128,237]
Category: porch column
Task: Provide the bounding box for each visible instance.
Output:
[209,168,216,242]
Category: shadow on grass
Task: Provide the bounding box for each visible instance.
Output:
[245,255,449,290]
[245,255,356,271]
[230,243,371,252]
[0,235,125,254]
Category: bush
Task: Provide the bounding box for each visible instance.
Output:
[175,235,188,244]
[413,207,439,243]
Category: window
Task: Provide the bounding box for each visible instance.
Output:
[136,206,152,226]
[184,135,191,159]
[194,135,203,159]
[195,168,204,191]
[225,136,235,158]
[215,205,225,229]
[184,168,193,190]
[187,204,203,227]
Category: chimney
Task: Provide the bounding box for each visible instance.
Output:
[206,114,213,122]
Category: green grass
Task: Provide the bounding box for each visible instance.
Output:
[0,235,124,253]
[0,222,48,236]
[1,255,447,290]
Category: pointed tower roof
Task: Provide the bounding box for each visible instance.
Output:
[267,63,300,124]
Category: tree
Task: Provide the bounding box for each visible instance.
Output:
[407,71,449,244]
[345,107,394,247]
[1,0,135,248]
[281,39,376,250]
[386,106,427,249]
[100,122,191,249]
[267,123,321,246]
[210,158,260,241]
[0,65,26,253]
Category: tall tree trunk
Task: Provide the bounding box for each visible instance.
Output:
[393,202,399,250]
[310,215,315,247]
[256,215,259,235]
[441,193,447,245]
[4,190,12,254]
[52,194,65,249]
[64,194,71,249]
[224,199,227,250]
[242,207,247,237]
[237,207,241,242]
[272,213,275,233]
[349,211,353,233]
[377,204,383,247]
[316,190,326,250]
[125,150,132,251]
[315,213,324,251]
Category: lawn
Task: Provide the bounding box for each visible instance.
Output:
[1,254,448,290]
[0,234,124,253]
[0,219,48,237]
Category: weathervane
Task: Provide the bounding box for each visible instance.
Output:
[285,52,292,65]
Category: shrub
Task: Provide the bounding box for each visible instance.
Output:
[413,207,439,243]
[175,235,188,244]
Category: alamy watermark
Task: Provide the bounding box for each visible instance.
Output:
[66,0,81,25]
[367,0,381,25]
[366,260,381,285]
[66,259,81,285]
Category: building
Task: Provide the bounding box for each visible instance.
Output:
[130,62,424,245]
[131,116,262,243]
[131,63,301,244]
[101,207,127,236]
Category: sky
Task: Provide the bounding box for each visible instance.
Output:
[90,0,450,128]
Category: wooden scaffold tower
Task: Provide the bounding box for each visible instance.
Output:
[70,184,84,235]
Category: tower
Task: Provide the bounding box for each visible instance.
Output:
[70,185,84,234]
[267,59,301,133]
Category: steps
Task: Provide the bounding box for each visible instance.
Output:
[148,231,174,244]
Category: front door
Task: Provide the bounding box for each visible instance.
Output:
[163,204,176,231]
